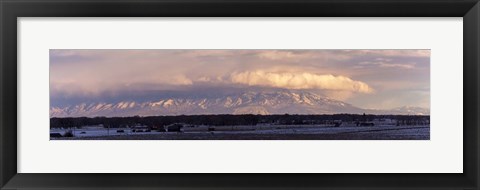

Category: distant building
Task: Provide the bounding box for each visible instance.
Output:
[50,133,63,138]
[164,123,186,132]
[358,122,375,126]
[130,124,150,132]
[82,124,104,129]
[373,118,396,126]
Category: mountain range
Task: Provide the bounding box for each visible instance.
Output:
[50,90,430,117]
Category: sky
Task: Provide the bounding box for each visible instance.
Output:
[50,49,430,109]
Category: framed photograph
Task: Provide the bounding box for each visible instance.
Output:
[48,49,431,140]
[1,0,479,189]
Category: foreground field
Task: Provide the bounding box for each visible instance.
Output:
[52,125,429,140]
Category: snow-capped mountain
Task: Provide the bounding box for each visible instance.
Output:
[387,106,430,115]
[50,90,429,117]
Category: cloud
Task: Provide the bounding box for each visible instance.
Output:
[172,75,193,85]
[51,74,193,98]
[50,49,428,109]
[255,50,429,65]
[228,70,374,93]
[322,91,355,101]
[358,58,416,69]
[257,51,303,60]
[179,50,243,57]
[256,50,352,61]
[346,50,430,58]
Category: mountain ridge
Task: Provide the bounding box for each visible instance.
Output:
[50,90,430,117]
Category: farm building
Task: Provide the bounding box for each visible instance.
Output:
[130,125,150,132]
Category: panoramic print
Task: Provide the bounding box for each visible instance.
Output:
[50,49,430,140]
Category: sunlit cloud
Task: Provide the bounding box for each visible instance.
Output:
[229,70,374,93]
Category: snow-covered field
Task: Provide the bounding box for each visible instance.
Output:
[50,127,157,138]
[51,124,430,140]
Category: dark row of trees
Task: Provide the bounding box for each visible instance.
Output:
[50,114,430,129]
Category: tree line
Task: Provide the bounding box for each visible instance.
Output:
[50,114,430,129]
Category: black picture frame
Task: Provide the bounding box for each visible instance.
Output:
[1,0,479,189]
